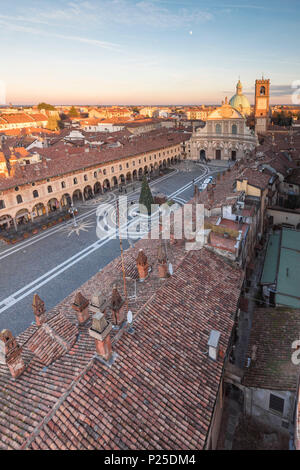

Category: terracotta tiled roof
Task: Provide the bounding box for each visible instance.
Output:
[237,168,271,190]
[243,308,300,391]
[0,130,188,191]
[0,236,243,450]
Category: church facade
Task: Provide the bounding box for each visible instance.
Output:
[189,97,258,162]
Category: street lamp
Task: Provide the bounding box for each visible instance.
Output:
[68,203,78,227]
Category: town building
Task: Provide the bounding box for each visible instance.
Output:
[260,228,300,308]
[243,307,300,436]
[0,129,188,232]
[189,98,257,162]
[0,232,243,450]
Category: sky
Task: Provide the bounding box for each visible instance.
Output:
[0,0,300,105]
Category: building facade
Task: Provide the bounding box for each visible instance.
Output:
[189,98,257,161]
[0,134,186,232]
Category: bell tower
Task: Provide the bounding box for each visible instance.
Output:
[254,77,270,133]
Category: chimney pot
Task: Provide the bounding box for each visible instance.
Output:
[157,241,168,279]
[136,249,149,281]
[72,291,90,324]
[0,329,25,378]
[90,291,107,315]
[110,285,125,325]
[32,293,46,326]
[89,312,112,361]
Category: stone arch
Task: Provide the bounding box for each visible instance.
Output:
[200,149,206,161]
[144,165,148,174]
[126,172,132,182]
[132,169,138,180]
[15,208,31,226]
[72,189,83,203]
[162,160,167,168]
[60,193,72,208]
[167,158,170,166]
[170,157,174,164]
[32,203,46,218]
[138,168,143,179]
[94,181,102,195]
[119,174,125,184]
[47,197,59,212]
[111,176,118,188]
[83,185,93,200]
[102,179,110,191]
[0,214,14,231]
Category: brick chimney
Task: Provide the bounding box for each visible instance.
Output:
[72,291,89,324]
[136,249,149,281]
[0,330,25,379]
[32,293,46,326]
[157,240,168,279]
[90,291,107,316]
[110,285,125,325]
[89,313,112,361]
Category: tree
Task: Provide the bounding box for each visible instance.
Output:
[47,116,59,131]
[37,102,56,111]
[69,106,79,117]
[139,175,154,215]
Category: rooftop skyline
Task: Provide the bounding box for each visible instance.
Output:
[1,0,300,105]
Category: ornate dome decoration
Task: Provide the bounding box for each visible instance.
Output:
[229,80,251,116]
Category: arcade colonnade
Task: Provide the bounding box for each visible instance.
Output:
[0,150,182,231]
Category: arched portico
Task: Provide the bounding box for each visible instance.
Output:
[83,185,93,200]
[61,193,72,208]
[94,182,102,195]
[48,198,59,212]
[72,190,83,203]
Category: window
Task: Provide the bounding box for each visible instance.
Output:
[232,124,237,135]
[103,169,106,175]
[94,171,98,178]
[73,177,78,184]
[144,157,146,162]
[84,174,88,181]
[47,185,53,193]
[0,200,5,209]
[61,181,66,188]
[260,86,266,95]
[126,163,129,168]
[33,190,39,198]
[269,394,284,414]
[216,124,221,134]
[111,167,114,173]
[16,195,23,204]
[119,165,122,170]
[132,161,135,167]
[138,159,141,164]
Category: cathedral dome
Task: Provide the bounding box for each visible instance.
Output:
[229,80,251,116]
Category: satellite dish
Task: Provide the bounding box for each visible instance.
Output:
[127,310,133,324]
[168,263,173,275]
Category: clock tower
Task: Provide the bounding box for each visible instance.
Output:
[254,77,270,133]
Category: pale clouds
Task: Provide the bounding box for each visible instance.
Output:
[5,0,213,30]
[0,19,121,51]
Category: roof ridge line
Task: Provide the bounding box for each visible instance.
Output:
[20,355,97,450]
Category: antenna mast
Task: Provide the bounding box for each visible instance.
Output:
[116,198,128,313]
